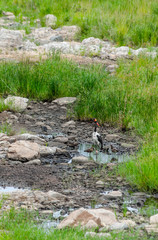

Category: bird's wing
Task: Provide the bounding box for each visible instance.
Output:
[97,134,103,144]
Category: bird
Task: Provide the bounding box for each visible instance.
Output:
[84,147,94,153]
[92,119,103,150]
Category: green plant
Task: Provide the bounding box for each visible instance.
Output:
[0,122,14,136]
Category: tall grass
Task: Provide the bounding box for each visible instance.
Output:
[0,0,158,46]
[0,54,158,191]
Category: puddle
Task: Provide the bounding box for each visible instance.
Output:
[78,143,128,164]
[0,186,24,193]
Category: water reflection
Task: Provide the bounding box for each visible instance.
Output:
[78,143,128,164]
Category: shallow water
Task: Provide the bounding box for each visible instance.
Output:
[38,132,64,140]
[78,143,128,164]
[0,186,24,193]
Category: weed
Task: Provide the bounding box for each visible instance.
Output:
[0,122,14,136]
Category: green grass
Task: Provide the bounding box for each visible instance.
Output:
[0,54,158,191]
[0,0,158,47]
[0,207,156,240]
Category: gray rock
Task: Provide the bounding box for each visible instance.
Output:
[50,35,63,42]
[45,14,57,27]
[106,134,120,141]
[54,136,68,143]
[39,146,57,156]
[42,41,81,54]
[110,222,129,230]
[150,214,158,224]
[7,140,40,162]
[24,159,41,165]
[121,143,135,148]
[145,224,158,234]
[21,40,37,51]
[15,134,46,145]
[103,191,122,199]
[72,156,90,164]
[61,120,76,128]
[96,180,104,188]
[120,219,136,227]
[4,96,29,111]
[53,97,76,105]
[56,148,70,157]
[0,29,24,48]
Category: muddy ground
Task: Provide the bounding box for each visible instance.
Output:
[0,100,140,211]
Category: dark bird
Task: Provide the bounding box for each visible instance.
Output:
[92,119,103,150]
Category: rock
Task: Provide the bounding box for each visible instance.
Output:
[58,208,117,229]
[120,220,136,228]
[39,146,57,156]
[0,29,24,48]
[85,232,111,238]
[42,41,81,54]
[7,140,40,162]
[29,26,80,45]
[150,214,158,225]
[53,97,76,105]
[145,224,158,234]
[110,222,129,230]
[106,134,120,141]
[15,134,46,145]
[121,143,135,148]
[22,40,37,51]
[2,11,15,20]
[54,136,68,143]
[41,210,54,214]
[59,26,80,40]
[4,96,29,111]
[61,121,76,128]
[25,159,41,165]
[45,14,57,27]
[84,220,99,229]
[0,140,10,148]
[56,148,71,158]
[47,191,67,201]
[2,11,14,17]
[50,35,63,42]
[104,191,122,199]
[58,208,101,229]
[114,46,130,58]
[72,156,90,164]
[96,180,104,188]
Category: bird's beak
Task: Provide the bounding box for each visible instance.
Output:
[97,122,100,127]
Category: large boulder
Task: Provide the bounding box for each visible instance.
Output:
[58,208,117,229]
[0,29,24,48]
[7,140,40,162]
[4,96,29,111]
